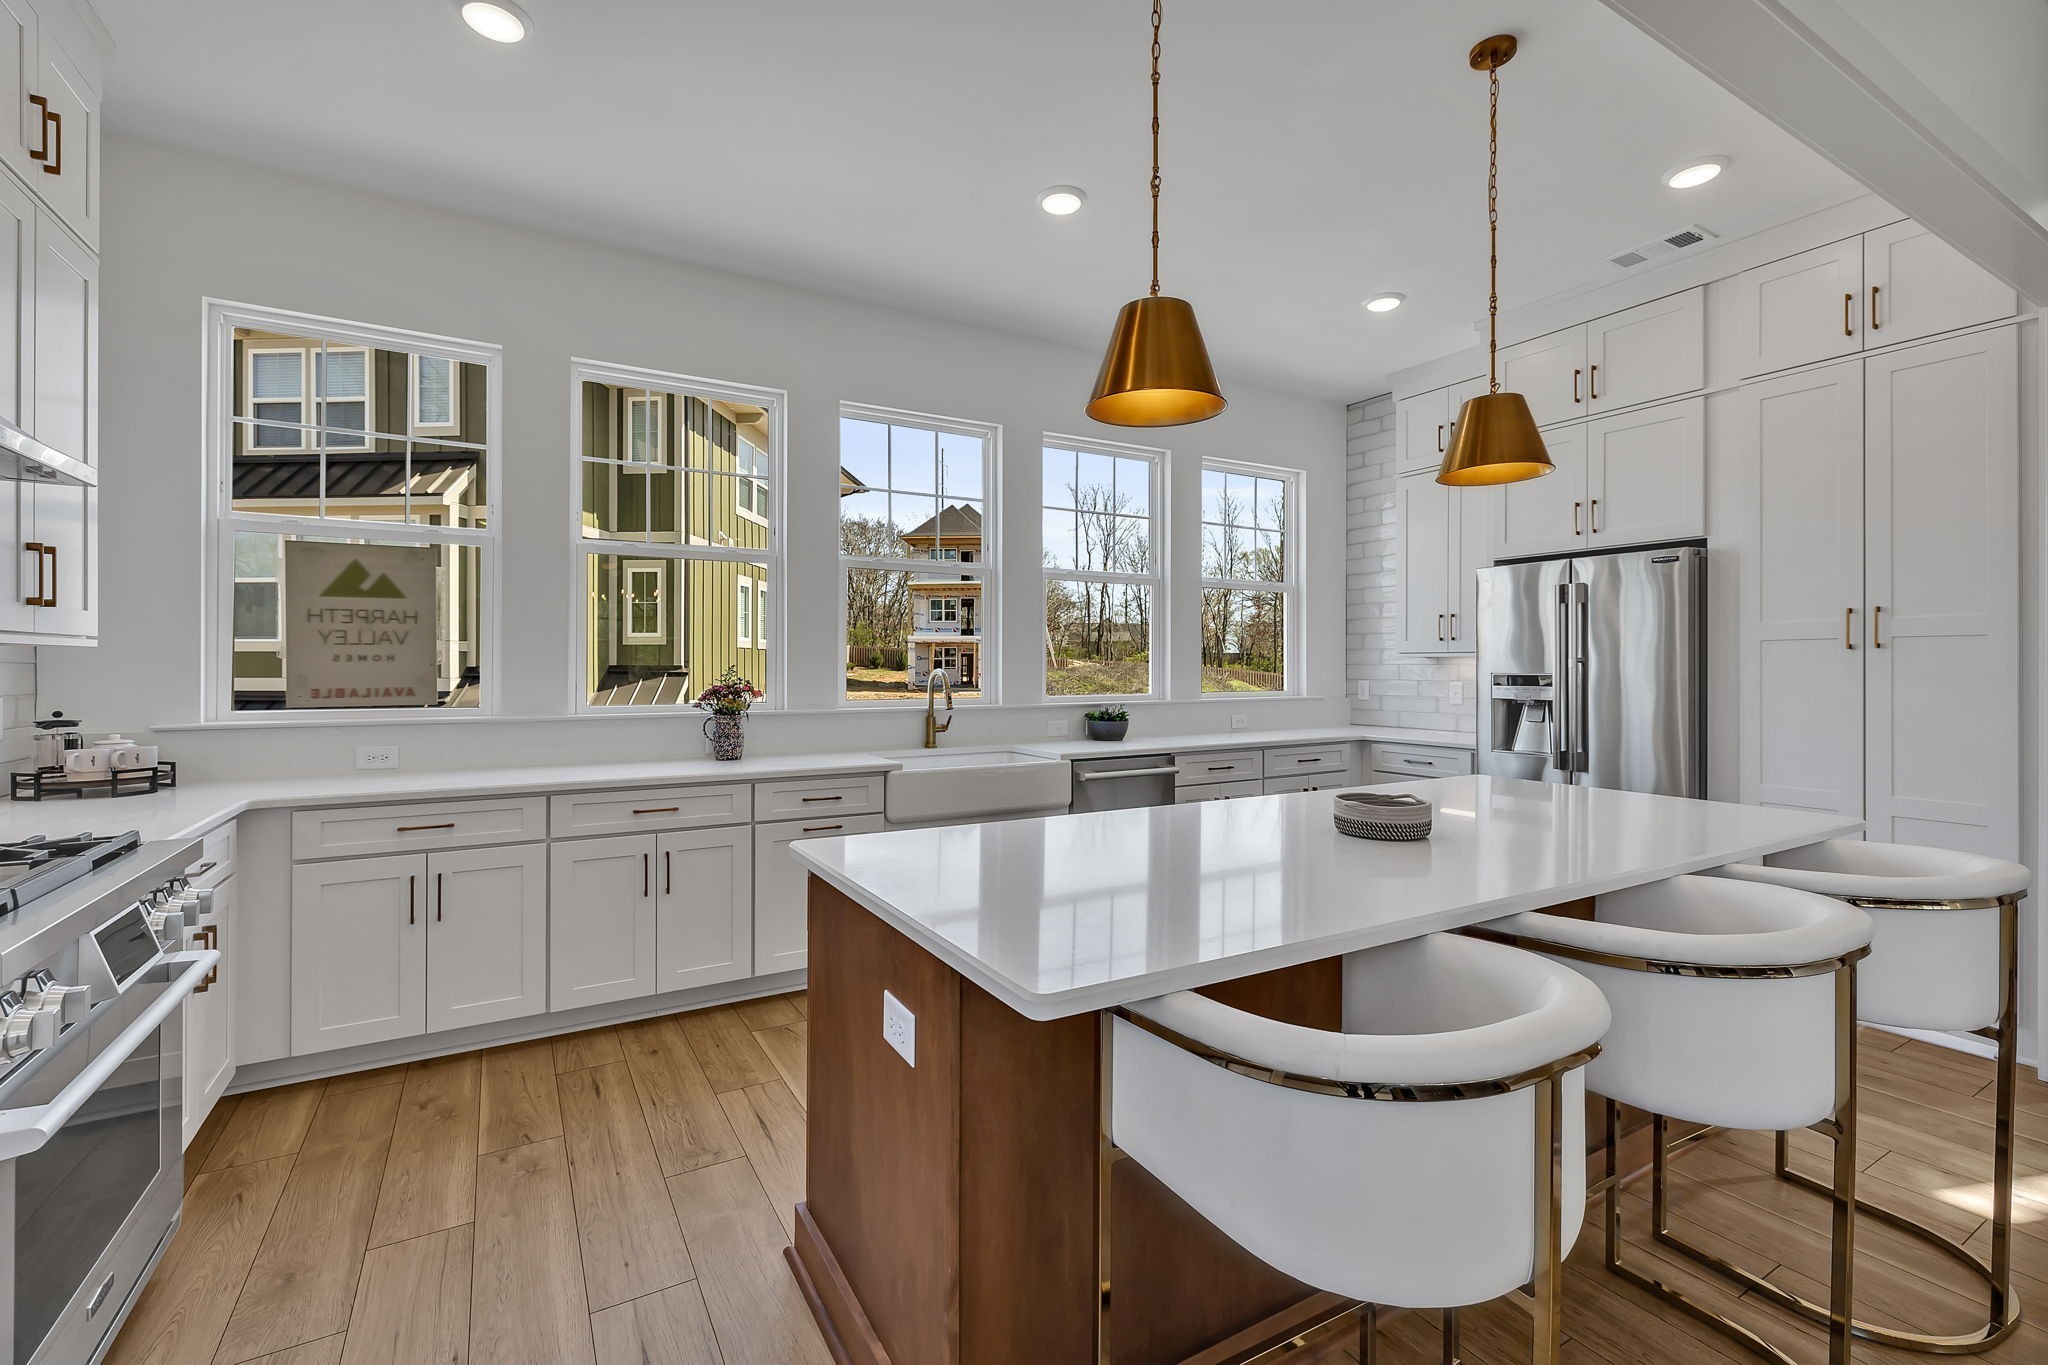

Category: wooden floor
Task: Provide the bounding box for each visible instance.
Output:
[109,1008,2048,1365]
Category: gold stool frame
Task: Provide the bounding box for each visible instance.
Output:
[1097,1005,1596,1365]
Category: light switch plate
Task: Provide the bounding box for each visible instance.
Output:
[1449,681,1464,705]
[355,746,399,771]
[1047,717,1069,737]
[882,989,916,1067]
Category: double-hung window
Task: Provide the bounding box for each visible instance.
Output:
[1199,461,1297,694]
[839,404,996,702]
[210,303,497,715]
[1042,437,1163,697]
[576,361,784,709]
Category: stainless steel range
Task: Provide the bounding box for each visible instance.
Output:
[0,832,216,1365]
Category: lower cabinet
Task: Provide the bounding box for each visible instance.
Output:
[755,813,885,974]
[183,873,234,1147]
[292,843,547,1054]
[548,825,754,1012]
[1174,780,1263,803]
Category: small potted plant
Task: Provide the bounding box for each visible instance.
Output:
[695,666,763,761]
[1083,705,1129,742]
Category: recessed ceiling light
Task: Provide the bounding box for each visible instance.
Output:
[1663,158,1727,190]
[1038,186,1086,216]
[458,1,531,43]
[1363,293,1405,313]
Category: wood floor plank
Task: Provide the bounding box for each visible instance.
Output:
[677,1007,777,1092]
[472,1138,596,1365]
[752,1021,808,1107]
[590,1283,723,1365]
[788,991,807,1018]
[243,1338,346,1365]
[616,1015,745,1175]
[105,1156,295,1365]
[325,1063,411,1095]
[553,1026,625,1073]
[202,1081,328,1172]
[717,1080,805,1240]
[733,994,802,1031]
[369,1053,481,1247]
[667,1158,832,1365]
[558,1061,695,1310]
[186,1096,243,1191]
[478,1038,563,1153]
[212,1084,403,1363]
[340,1225,472,1365]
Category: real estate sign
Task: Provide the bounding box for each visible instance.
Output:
[283,542,439,707]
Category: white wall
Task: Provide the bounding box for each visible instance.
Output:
[0,645,36,766]
[46,136,1349,779]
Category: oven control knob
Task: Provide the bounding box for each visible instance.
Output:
[0,1001,54,1059]
[22,980,88,1028]
[144,910,176,940]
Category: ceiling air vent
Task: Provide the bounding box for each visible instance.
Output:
[1608,223,1718,271]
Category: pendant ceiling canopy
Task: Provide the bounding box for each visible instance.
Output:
[1438,34,1552,487]
[1086,0,1225,428]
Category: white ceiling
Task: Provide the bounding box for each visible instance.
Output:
[92,0,1865,401]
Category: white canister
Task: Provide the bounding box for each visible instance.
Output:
[110,744,158,771]
[62,748,107,776]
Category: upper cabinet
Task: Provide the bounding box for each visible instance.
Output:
[1497,288,1703,428]
[1395,472,1494,656]
[1493,399,1704,561]
[1394,375,1488,477]
[1729,224,2016,379]
[0,1,95,250]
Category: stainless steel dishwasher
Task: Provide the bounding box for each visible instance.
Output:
[1069,753,1178,811]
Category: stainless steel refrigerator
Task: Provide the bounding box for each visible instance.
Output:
[1475,546,1706,798]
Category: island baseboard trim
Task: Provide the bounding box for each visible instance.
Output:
[790,1203,892,1365]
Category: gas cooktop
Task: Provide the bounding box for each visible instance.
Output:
[0,831,143,914]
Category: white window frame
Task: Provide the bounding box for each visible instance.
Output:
[735,436,769,528]
[204,299,501,722]
[623,392,664,465]
[623,559,667,644]
[1197,457,1301,697]
[409,353,461,435]
[837,402,1001,707]
[737,577,754,648]
[1041,434,1167,702]
[240,342,375,454]
[571,359,787,713]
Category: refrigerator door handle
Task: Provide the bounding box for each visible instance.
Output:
[1572,587,1591,774]
[1552,582,1572,773]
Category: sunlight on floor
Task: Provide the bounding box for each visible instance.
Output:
[1935,1173,2048,1222]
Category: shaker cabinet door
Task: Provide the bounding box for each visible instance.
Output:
[1395,472,1451,654]
[655,825,753,992]
[1496,326,1586,429]
[755,814,884,975]
[548,835,656,1011]
[1862,220,2016,350]
[1394,387,1448,477]
[1494,424,1588,560]
[290,854,427,1055]
[1730,239,1863,378]
[1584,398,1704,548]
[1586,289,1703,413]
[426,843,547,1032]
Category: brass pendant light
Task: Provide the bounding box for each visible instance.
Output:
[1086,0,1226,427]
[1438,34,1552,487]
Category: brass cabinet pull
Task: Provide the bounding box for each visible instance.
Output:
[1573,501,1583,535]
[408,875,416,926]
[1870,285,1881,331]
[799,795,843,803]
[1589,498,1600,534]
[194,924,219,992]
[1449,612,1457,640]
[642,851,650,897]
[1844,606,1855,650]
[396,822,455,833]
[1437,613,1446,643]
[1588,364,1599,400]
[27,95,58,175]
[22,541,45,606]
[1872,605,1883,649]
[1436,422,1445,453]
[801,823,844,833]
[42,544,54,606]
[1843,292,1853,337]
[1572,368,1582,403]
[631,806,680,815]
[435,871,443,922]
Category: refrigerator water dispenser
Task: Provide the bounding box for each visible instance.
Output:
[1489,675,1555,756]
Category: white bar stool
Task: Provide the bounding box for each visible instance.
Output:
[1714,839,2031,1352]
[1471,874,1874,1365]
[1101,932,1610,1365]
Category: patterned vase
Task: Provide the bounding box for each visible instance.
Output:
[704,712,745,761]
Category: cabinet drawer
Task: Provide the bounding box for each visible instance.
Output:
[1175,751,1262,785]
[550,783,752,839]
[752,773,884,821]
[1175,779,1264,803]
[1370,745,1473,779]
[292,797,546,861]
[1263,743,1352,777]
[1262,775,1350,796]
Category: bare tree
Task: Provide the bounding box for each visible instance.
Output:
[841,515,910,659]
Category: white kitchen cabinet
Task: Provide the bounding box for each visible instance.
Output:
[183,872,234,1147]
[291,853,426,1054]
[0,169,30,433]
[1442,374,1489,454]
[425,842,547,1032]
[1394,386,1449,477]
[1584,398,1704,547]
[755,813,884,974]
[26,30,91,249]
[1730,239,1864,378]
[655,825,753,992]
[1174,780,1262,803]
[548,834,656,1011]
[30,203,88,463]
[1498,326,1587,429]
[1261,775,1347,795]
[0,2,32,192]
[1396,471,1493,655]
[1494,424,1589,560]
[24,479,88,637]
[1862,221,2016,351]
[1863,328,2018,855]
[1735,360,1866,820]
[1587,290,1703,414]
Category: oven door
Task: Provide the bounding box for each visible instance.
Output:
[0,952,212,1365]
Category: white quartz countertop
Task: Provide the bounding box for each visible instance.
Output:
[790,775,1863,1021]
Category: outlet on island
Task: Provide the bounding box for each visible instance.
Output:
[355,746,400,771]
[882,989,916,1067]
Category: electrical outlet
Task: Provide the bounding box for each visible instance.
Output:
[1356,681,1371,701]
[1230,713,1248,731]
[882,989,916,1067]
[1046,717,1069,737]
[1449,681,1464,705]
[355,746,399,771]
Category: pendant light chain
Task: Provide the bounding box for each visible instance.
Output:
[1149,0,1163,297]
[1486,61,1500,393]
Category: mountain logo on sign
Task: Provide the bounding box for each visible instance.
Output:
[319,560,407,599]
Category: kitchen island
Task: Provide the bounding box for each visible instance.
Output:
[786,776,1860,1365]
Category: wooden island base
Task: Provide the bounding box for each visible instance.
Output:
[790,879,1647,1365]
